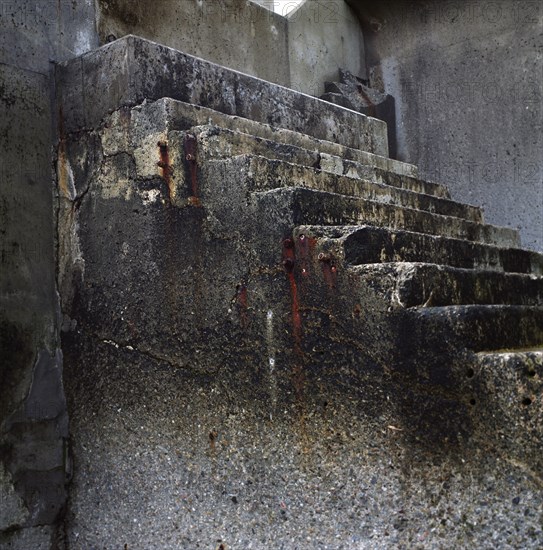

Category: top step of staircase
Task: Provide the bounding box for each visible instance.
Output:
[56,35,388,156]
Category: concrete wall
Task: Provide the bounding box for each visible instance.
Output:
[97,0,291,87]
[97,0,367,96]
[288,0,366,96]
[356,0,542,251]
[0,1,98,547]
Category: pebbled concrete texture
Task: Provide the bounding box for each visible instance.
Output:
[354,0,543,251]
[57,98,543,548]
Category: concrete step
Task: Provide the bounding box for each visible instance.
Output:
[410,305,543,352]
[100,97,421,183]
[298,225,541,274]
[56,35,388,155]
[252,188,519,246]
[233,155,481,222]
[181,127,457,209]
[350,263,543,307]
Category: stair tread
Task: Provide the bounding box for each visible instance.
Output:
[187,124,430,195]
[477,348,543,357]
[102,97,424,183]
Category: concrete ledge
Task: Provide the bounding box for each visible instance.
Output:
[56,35,388,155]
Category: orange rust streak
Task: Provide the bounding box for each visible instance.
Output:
[321,263,337,289]
[237,285,248,328]
[288,271,302,350]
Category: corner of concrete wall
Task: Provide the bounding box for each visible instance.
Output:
[287,0,366,96]
[0,1,99,546]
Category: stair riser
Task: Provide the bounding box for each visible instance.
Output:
[261,189,518,246]
[412,307,543,352]
[57,36,388,155]
[353,264,543,307]
[319,155,448,199]
[186,135,481,222]
[339,227,540,274]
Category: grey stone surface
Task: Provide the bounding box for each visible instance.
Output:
[57,96,543,547]
[318,224,543,275]
[0,2,99,545]
[0,526,55,549]
[287,0,366,96]
[354,0,543,251]
[0,64,56,423]
[96,0,291,88]
[101,97,417,177]
[353,262,543,307]
[2,349,69,528]
[0,0,98,72]
[95,0,367,98]
[321,68,397,158]
[55,36,388,155]
[0,464,28,531]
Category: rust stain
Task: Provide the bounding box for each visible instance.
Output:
[296,233,317,278]
[157,141,174,202]
[283,235,309,451]
[318,252,338,289]
[236,283,249,328]
[209,430,218,453]
[184,133,200,206]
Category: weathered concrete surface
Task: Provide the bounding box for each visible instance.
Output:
[0,1,99,546]
[0,0,98,73]
[0,63,69,545]
[56,35,388,155]
[96,0,291,87]
[354,0,543,251]
[321,68,397,158]
[332,224,543,275]
[287,0,366,96]
[57,98,543,547]
[96,0,367,97]
[100,97,416,178]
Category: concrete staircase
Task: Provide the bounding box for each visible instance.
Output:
[56,36,543,548]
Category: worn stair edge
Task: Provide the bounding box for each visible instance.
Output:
[297,225,542,275]
[350,262,543,307]
[250,187,519,247]
[56,35,389,156]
